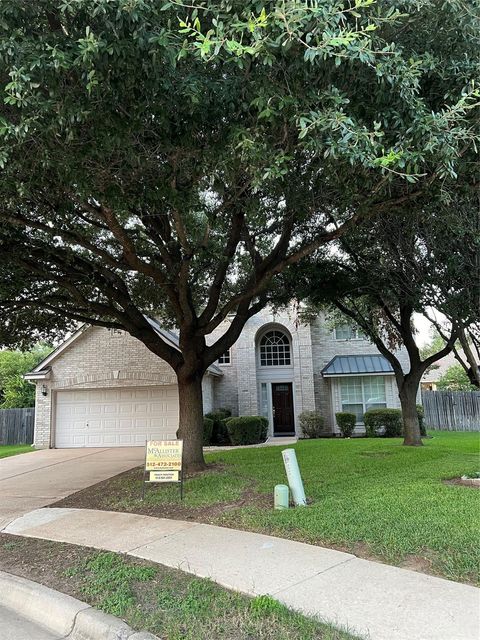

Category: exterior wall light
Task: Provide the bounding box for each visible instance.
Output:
[41,384,48,397]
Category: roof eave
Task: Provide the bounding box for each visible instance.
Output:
[323,371,395,378]
[24,367,52,381]
[29,325,89,374]
[25,319,223,378]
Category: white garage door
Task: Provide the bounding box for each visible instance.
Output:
[55,386,179,448]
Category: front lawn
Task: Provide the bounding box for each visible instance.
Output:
[55,431,480,585]
[0,445,33,459]
[0,535,358,640]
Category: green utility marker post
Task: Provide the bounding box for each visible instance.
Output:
[282,448,307,506]
[274,484,289,510]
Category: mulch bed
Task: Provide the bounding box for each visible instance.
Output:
[52,464,271,523]
[0,534,91,599]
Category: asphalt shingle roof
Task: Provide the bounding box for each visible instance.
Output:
[321,354,394,376]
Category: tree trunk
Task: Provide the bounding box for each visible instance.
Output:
[176,373,206,471]
[398,380,423,446]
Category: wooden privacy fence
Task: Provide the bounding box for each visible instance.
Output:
[0,408,35,445]
[422,391,480,431]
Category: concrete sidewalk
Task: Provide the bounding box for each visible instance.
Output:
[3,508,479,640]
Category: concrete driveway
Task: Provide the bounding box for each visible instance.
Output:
[0,448,144,529]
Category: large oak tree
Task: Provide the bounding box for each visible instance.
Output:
[0,1,477,466]
[292,192,479,445]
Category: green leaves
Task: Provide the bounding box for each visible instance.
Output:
[0,0,477,350]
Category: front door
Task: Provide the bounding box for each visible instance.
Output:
[272,383,294,436]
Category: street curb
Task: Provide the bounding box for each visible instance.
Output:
[0,571,158,639]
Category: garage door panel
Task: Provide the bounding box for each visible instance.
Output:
[103,403,119,414]
[132,389,149,400]
[55,385,179,448]
[72,420,88,430]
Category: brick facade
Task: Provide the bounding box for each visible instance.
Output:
[209,307,411,437]
[33,326,214,448]
[309,312,413,433]
[31,309,411,447]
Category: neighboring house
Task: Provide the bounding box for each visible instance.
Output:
[26,308,412,449]
[421,350,472,391]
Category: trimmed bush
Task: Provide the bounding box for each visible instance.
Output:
[364,408,402,437]
[205,408,232,445]
[335,412,356,438]
[417,405,426,436]
[203,417,214,446]
[299,410,325,438]
[225,416,268,446]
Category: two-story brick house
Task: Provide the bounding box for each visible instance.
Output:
[26,307,410,448]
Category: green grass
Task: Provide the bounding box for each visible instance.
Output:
[66,431,480,585]
[206,431,480,583]
[71,551,358,639]
[0,445,33,459]
[140,431,478,584]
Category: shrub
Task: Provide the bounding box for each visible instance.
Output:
[299,411,325,438]
[335,412,356,438]
[225,416,268,446]
[417,405,426,436]
[205,408,232,445]
[364,408,402,437]
[203,417,214,446]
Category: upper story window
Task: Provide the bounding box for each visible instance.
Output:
[260,330,291,366]
[218,350,231,365]
[334,324,365,341]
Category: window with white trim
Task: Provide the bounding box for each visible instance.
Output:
[260,382,269,419]
[340,376,386,423]
[334,324,365,340]
[218,350,231,365]
[259,330,291,366]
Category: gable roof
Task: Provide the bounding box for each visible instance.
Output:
[25,320,223,378]
[322,354,394,377]
[420,349,479,384]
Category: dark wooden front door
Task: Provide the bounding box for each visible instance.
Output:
[272,383,294,435]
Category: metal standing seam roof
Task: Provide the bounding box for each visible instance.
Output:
[321,354,394,376]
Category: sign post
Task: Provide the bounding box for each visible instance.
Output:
[142,440,184,500]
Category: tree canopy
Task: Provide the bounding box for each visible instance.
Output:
[437,364,478,392]
[0,344,52,408]
[0,1,478,463]
[290,192,479,443]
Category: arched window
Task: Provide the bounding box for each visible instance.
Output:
[259,330,291,366]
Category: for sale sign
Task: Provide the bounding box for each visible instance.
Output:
[145,440,183,472]
[142,440,184,500]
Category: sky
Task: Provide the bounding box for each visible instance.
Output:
[413,313,433,347]
[413,308,450,348]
